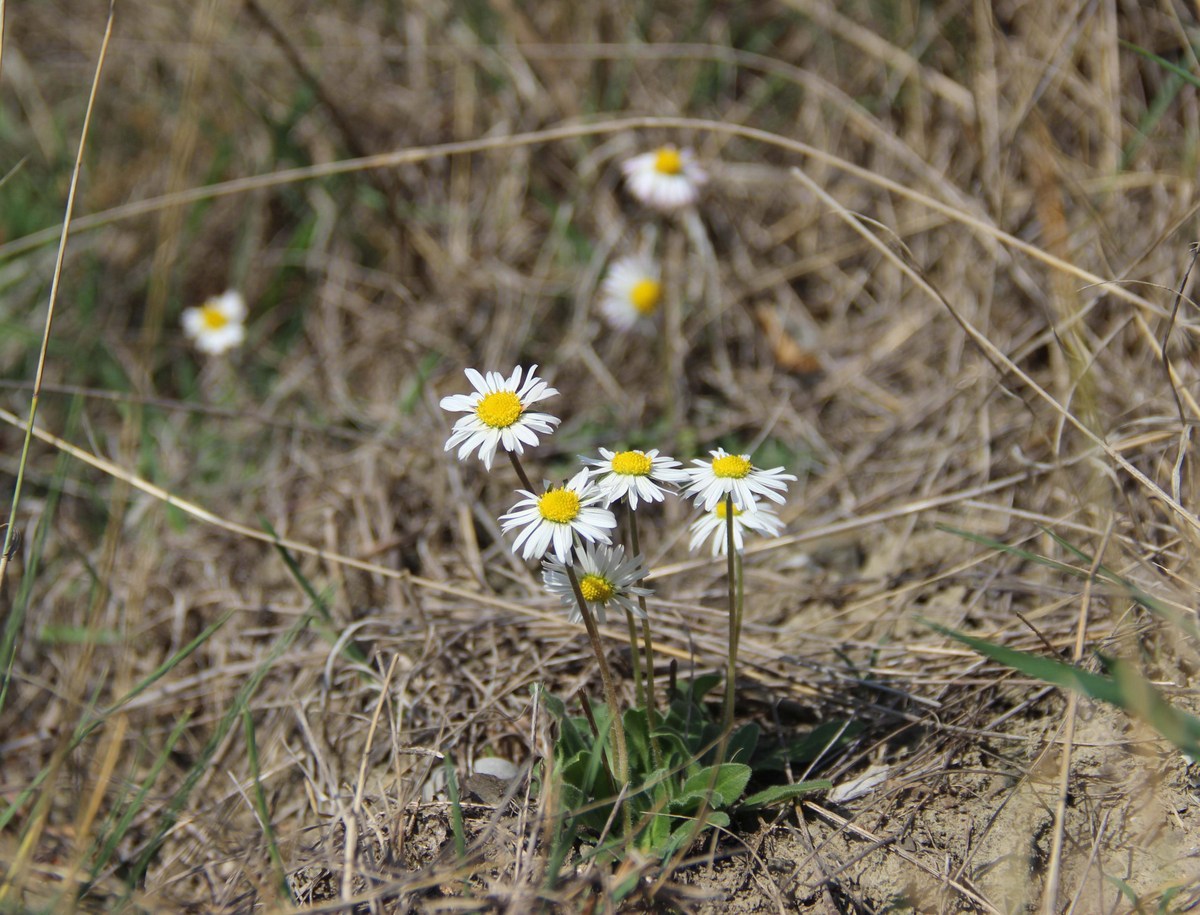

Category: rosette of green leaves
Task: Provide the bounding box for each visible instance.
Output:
[540,675,831,862]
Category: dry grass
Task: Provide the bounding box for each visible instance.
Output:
[3,1,1200,912]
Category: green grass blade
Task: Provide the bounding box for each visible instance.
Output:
[939,524,1200,641]
[935,524,1084,577]
[443,756,468,862]
[243,709,294,904]
[742,780,833,810]
[87,712,192,884]
[1121,40,1200,90]
[0,610,233,833]
[1038,528,1200,641]
[263,518,370,668]
[0,395,82,717]
[120,603,316,896]
[927,622,1200,758]
[104,610,235,717]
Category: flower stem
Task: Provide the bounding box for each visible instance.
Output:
[723,493,738,733]
[624,609,645,707]
[627,507,662,769]
[507,450,535,493]
[565,564,629,789]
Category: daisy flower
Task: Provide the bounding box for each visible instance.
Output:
[620,145,707,212]
[500,469,616,562]
[599,256,662,330]
[440,365,560,470]
[582,447,689,510]
[682,448,797,512]
[182,290,246,355]
[542,543,652,624]
[688,499,784,557]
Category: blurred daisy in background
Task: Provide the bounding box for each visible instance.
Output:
[542,543,651,623]
[583,447,688,509]
[689,499,784,557]
[182,290,246,355]
[500,469,616,562]
[440,365,559,470]
[683,448,797,512]
[621,145,706,212]
[599,256,663,331]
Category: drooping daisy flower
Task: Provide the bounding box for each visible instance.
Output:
[620,145,707,212]
[440,365,560,470]
[688,498,784,557]
[542,543,652,624]
[182,290,246,355]
[582,447,689,510]
[599,256,662,331]
[682,448,797,512]
[500,469,616,562]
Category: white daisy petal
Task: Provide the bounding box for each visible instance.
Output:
[688,498,785,557]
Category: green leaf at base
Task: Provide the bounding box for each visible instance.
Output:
[742,780,832,809]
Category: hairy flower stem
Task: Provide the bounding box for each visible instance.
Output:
[568,567,633,839]
[624,610,645,707]
[723,493,738,733]
[565,564,630,789]
[507,450,535,493]
[507,451,629,832]
[627,507,662,769]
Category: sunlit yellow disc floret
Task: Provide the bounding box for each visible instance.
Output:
[711,454,752,479]
[579,573,615,603]
[629,279,662,315]
[538,489,581,523]
[201,306,230,330]
[611,451,653,476]
[476,391,522,429]
[654,147,683,175]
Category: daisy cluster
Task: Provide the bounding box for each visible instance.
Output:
[596,144,707,334]
[440,364,795,621]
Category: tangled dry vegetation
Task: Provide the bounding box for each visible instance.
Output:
[3,1,1200,912]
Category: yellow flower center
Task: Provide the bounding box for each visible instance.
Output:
[476,391,522,429]
[711,454,752,479]
[201,305,229,331]
[654,147,683,175]
[579,573,615,603]
[538,488,581,523]
[629,279,662,315]
[611,450,652,476]
[715,501,743,520]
